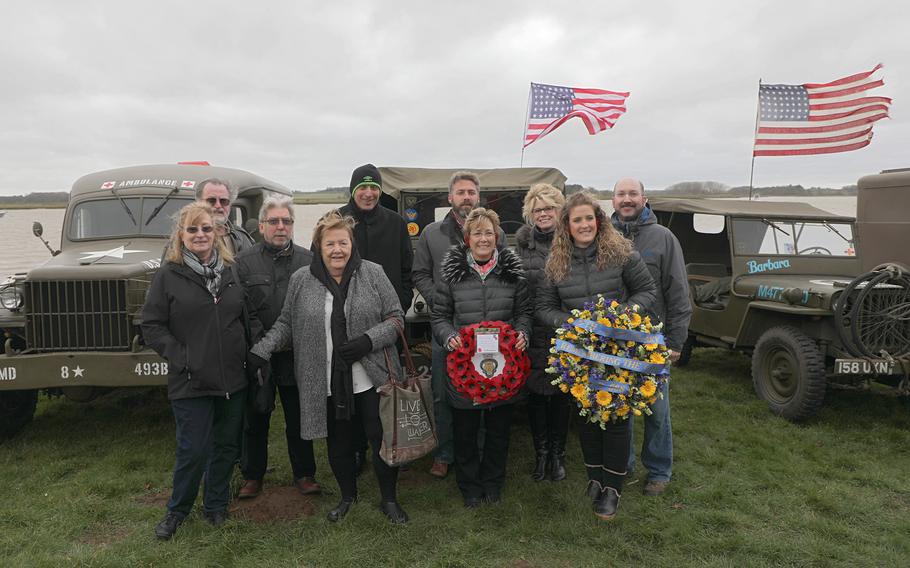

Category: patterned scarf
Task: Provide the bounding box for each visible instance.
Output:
[467,248,499,281]
[182,247,224,297]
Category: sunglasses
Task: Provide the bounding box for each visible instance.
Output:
[184,225,214,234]
[264,217,294,226]
[205,197,231,207]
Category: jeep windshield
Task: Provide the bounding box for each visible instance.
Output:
[733,219,856,257]
[69,197,194,240]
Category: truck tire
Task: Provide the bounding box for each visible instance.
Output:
[752,326,826,421]
[0,390,38,440]
[675,335,695,367]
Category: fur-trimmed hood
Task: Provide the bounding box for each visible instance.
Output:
[516,224,555,251]
[440,244,524,285]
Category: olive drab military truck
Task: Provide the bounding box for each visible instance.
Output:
[0,163,292,438]
[650,168,910,420]
[377,166,567,348]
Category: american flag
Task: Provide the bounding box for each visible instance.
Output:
[523,83,629,148]
[753,64,891,157]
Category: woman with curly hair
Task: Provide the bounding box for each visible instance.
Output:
[537,192,657,520]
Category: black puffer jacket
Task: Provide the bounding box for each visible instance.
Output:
[235,241,313,386]
[537,246,658,328]
[141,261,248,400]
[514,224,558,395]
[431,245,533,410]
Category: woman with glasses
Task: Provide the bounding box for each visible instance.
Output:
[141,201,251,540]
[515,184,570,483]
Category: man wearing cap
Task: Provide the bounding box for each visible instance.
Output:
[412,171,506,479]
[196,178,254,254]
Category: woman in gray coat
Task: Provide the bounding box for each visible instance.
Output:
[249,211,408,524]
[537,192,657,521]
[431,208,533,508]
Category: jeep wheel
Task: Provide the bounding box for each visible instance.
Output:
[752,326,826,421]
[675,335,695,367]
[0,390,38,440]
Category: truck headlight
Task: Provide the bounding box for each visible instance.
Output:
[0,284,23,310]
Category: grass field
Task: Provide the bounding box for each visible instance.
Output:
[1,348,908,567]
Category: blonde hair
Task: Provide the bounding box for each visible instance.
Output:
[522,183,566,223]
[165,202,233,264]
[311,209,356,251]
[463,207,500,240]
[544,192,631,283]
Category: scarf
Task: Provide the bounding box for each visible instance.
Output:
[467,248,499,281]
[182,247,224,297]
[310,246,363,421]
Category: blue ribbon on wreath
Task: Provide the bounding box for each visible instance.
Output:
[571,318,665,346]
[587,377,631,394]
[554,339,669,376]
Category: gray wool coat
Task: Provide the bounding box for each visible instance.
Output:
[251,260,404,440]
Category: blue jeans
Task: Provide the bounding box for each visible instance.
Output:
[431,337,454,464]
[628,381,672,482]
[167,391,247,518]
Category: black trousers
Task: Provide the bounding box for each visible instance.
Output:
[578,418,631,492]
[527,392,572,450]
[452,405,514,500]
[326,389,399,501]
[241,383,317,481]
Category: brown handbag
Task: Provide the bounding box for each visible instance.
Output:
[377,318,438,467]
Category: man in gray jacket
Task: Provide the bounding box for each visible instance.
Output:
[412,171,505,478]
[611,177,692,496]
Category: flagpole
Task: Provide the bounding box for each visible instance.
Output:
[520,84,532,166]
[749,78,761,201]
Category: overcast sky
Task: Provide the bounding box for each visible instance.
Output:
[1,1,907,195]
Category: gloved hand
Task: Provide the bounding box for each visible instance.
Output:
[336,334,373,365]
[247,352,271,384]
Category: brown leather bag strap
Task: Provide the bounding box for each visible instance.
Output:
[383,345,401,385]
[388,317,417,376]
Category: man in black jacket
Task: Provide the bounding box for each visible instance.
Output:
[235,196,321,498]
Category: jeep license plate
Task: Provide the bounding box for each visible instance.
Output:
[834,358,897,375]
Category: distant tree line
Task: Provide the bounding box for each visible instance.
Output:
[0,192,69,205]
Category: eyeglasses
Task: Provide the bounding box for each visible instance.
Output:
[184,225,214,234]
[532,206,557,215]
[264,217,294,226]
[205,197,231,207]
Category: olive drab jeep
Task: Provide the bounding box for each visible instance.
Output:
[377,166,567,344]
[0,163,292,438]
[650,168,910,420]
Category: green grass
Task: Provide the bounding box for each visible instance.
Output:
[1,349,908,567]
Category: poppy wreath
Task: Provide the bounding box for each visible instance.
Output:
[546,295,672,428]
[446,321,530,405]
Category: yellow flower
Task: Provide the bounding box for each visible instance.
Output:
[567,317,575,323]
[632,408,642,416]
[559,383,569,393]
[644,343,658,351]
[570,383,587,401]
[649,352,666,364]
[615,405,630,417]
[565,332,577,340]
[595,391,613,406]
[639,380,657,398]
[626,340,635,348]
[629,313,642,327]
[644,315,652,325]
[610,300,620,308]
[600,410,611,422]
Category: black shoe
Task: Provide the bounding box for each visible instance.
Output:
[202,509,229,527]
[531,436,549,481]
[593,487,620,520]
[483,491,502,505]
[327,497,356,522]
[379,500,409,524]
[463,496,483,509]
[354,450,367,477]
[154,512,183,540]
[547,451,567,482]
[585,480,603,503]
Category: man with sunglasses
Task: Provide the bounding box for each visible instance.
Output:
[197,178,254,254]
[235,196,322,499]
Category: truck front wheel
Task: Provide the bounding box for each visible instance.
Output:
[0,390,38,440]
[752,326,826,421]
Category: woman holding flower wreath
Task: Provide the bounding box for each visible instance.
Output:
[431,207,533,508]
[537,192,657,520]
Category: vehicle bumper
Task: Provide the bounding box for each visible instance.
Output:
[0,348,167,391]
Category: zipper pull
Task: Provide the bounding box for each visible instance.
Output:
[225,392,230,400]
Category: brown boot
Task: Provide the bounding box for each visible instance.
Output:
[295,476,322,495]
[429,460,449,478]
[238,479,262,499]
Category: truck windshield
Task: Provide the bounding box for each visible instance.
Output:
[733,219,856,257]
[69,197,194,239]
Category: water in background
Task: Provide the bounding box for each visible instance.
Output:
[0,197,857,276]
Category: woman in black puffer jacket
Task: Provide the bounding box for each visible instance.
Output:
[431,208,533,508]
[537,192,657,521]
[515,183,572,483]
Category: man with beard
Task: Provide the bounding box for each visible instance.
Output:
[611,177,691,496]
[197,178,254,254]
[235,196,322,498]
[338,164,414,473]
[413,171,506,478]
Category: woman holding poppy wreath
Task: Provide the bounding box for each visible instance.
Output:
[431,207,533,508]
[537,192,657,520]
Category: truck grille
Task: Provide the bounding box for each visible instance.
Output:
[25,280,138,351]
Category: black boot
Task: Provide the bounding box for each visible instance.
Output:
[593,486,620,520]
[528,393,549,481]
[547,393,571,482]
[531,437,548,481]
[327,496,357,522]
[546,443,566,482]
